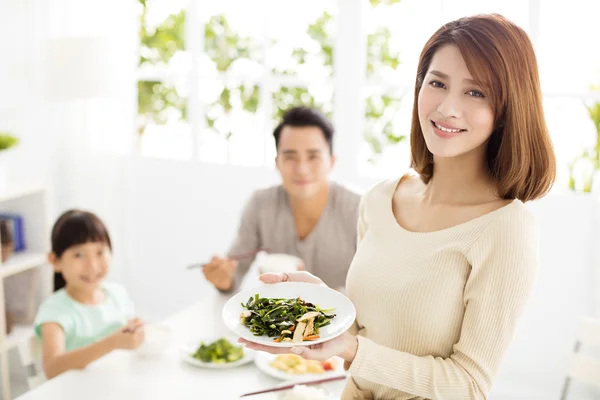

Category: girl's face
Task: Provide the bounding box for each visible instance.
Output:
[51,242,111,292]
[418,44,495,159]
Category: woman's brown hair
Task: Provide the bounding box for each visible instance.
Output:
[410,14,555,202]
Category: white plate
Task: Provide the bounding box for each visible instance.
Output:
[222,282,356,348]
[254,351,345,381]
[180,336,255,369]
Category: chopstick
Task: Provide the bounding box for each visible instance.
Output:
[239,375,347,397]
[186,248,269,270]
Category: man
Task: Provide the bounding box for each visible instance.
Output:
[203,106,361,292]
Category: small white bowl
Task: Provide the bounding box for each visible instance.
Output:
[257,253,302,274]
[137,325,172,356]
[279,384,332,400]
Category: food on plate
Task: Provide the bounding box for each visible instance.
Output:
[270,354,337,374]
[240,294,336,343]
[191,337,244,363]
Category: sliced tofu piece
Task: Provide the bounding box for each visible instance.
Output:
[240,310,252,323]
[303,318,315,338]
[292,322,307,343]
[296,311,321,322]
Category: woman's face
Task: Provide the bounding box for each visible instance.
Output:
[418,44,495,159]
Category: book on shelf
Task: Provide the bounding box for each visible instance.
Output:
[0,214,25,252]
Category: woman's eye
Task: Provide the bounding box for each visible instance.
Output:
[467,89,485,98]
[429,80,445,89]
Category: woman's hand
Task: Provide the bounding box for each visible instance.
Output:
[259,271,327,286]
[238,331,358,363]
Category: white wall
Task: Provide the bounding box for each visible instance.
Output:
[0,0,52,186]
[124,159,280,319]
[2,0,140,283]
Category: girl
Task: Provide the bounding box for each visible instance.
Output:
[35,209,144,379]
[240,14,556,400]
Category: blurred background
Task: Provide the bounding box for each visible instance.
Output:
[1,0,600,398]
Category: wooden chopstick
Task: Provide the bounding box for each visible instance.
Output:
[186,248,269,270]
[239,374,347,397]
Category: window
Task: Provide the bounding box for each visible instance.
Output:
[137,0,598,192]
[359,0,442,177]
[137,0,190,159]
[137,0,336,165]
[536,1,600,191]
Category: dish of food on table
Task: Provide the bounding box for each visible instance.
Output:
[181,336,255,369]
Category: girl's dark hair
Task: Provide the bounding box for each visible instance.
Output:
[51,209,112,291]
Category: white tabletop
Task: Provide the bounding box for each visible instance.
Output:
[16,293,348,400]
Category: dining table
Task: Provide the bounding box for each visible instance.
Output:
[15,290,349,400]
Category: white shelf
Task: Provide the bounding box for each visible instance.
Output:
[0,183,46,203]
[0,252,47,278]
[0,183,49,399]
[4,324,34,351]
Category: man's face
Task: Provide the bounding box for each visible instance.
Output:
[275,126,335,200]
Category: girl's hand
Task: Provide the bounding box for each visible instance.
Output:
[259,271,326,286]
[112,319,145,350]
[122,318,144,333]
[238,331,358,362]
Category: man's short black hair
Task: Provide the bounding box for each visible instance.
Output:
[273,106,334,154]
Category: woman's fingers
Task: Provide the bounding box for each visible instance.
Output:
[259,271,325,285]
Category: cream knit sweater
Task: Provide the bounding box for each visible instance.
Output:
[344,178,539,399]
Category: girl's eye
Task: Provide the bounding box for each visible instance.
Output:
[74,252,83,258]
[467,89,485,98]
[429,80,446,89]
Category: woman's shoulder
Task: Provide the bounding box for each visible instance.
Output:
[485,199,535,230]
[364,171,419,203]
[470,199,539,253]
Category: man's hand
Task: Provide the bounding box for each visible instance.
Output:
[202,255,238,291]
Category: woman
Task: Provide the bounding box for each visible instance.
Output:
[240,14,555,399]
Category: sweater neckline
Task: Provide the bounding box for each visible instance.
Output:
[386,176,522,236]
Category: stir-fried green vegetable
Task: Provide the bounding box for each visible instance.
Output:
[192,338,244,363]
[240,294,336,343]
